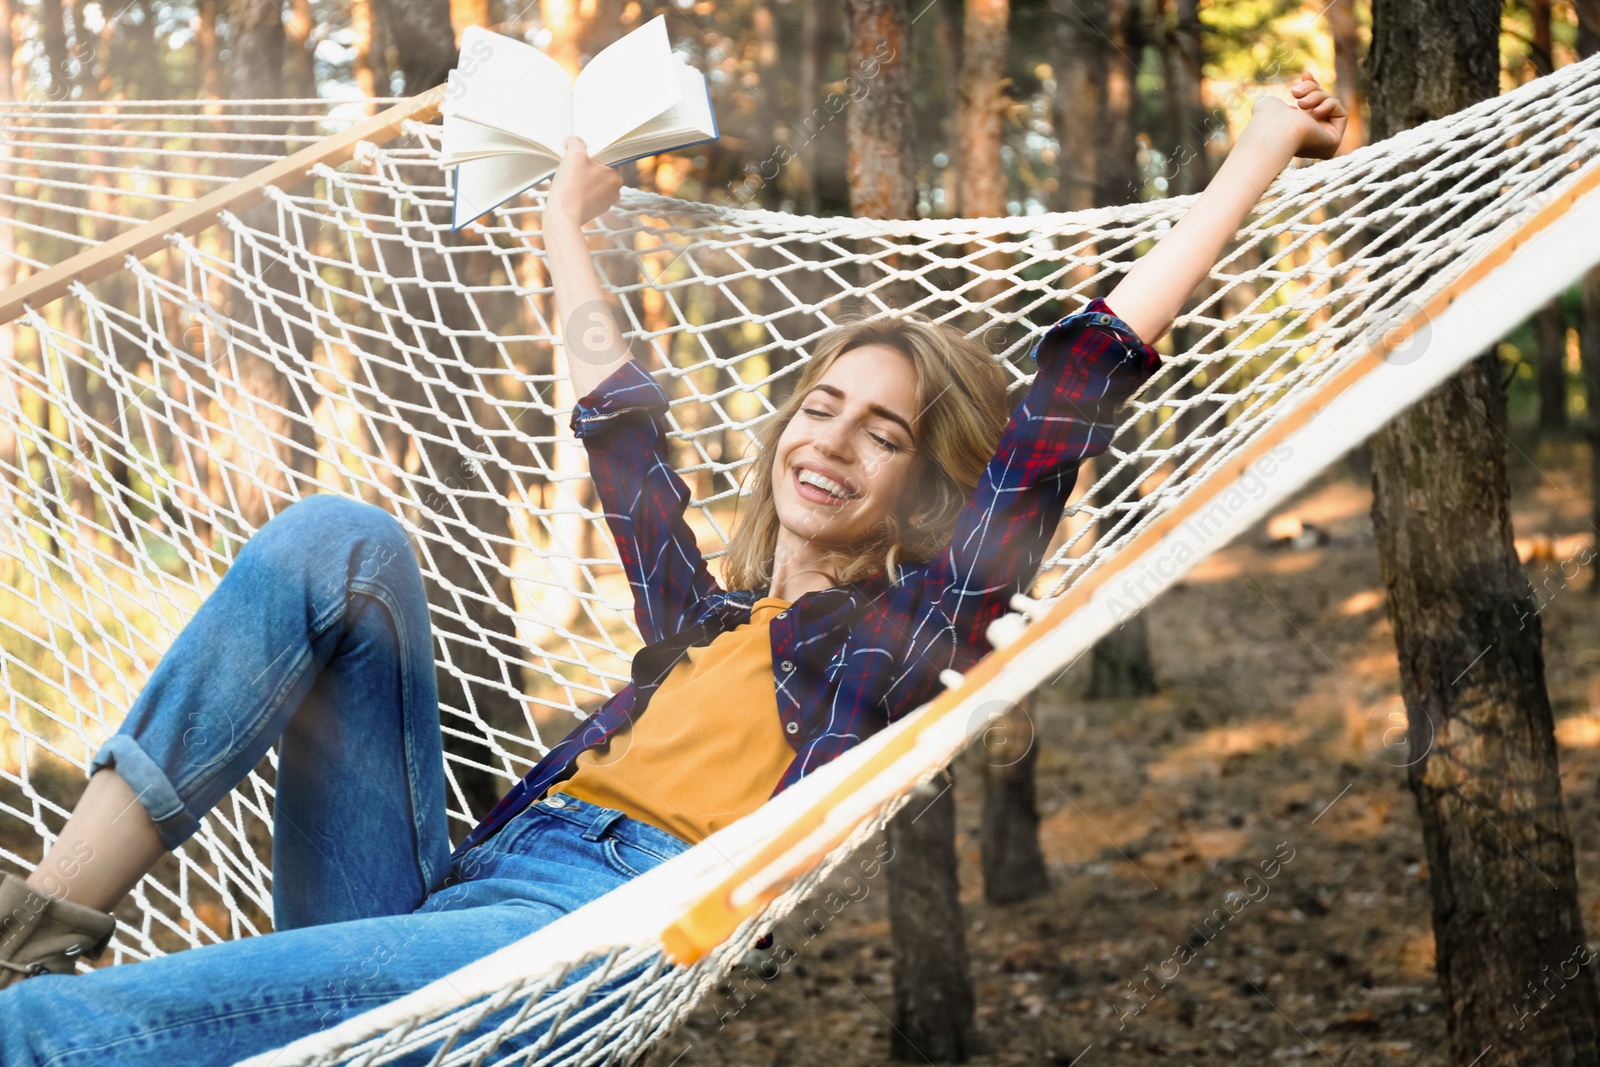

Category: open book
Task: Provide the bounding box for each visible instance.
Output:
[440,16,718,230]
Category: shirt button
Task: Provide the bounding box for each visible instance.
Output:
[775,611,788,620]
[785,721,799,735]
[545,795,567,808]
[780,659,794,672]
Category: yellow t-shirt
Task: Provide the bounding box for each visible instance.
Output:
[549,597,795,844]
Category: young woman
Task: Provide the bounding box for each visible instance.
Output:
[0,74,1344,1064]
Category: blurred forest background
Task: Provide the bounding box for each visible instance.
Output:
[2,0,1593,425]
[6,1,1600,1065]
[0,0,1568,211]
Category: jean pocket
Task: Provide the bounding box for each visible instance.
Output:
[601,835,678,879]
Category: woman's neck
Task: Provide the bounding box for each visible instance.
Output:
[766,530,839,601]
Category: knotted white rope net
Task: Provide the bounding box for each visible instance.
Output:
[2,55,1599,1065]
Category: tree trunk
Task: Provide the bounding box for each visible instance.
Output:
[1367,1,1600,1060]
[1087,439,1158,698]
[956,0,1008,219]
[0,0,15,516]
[1050,0,1102,214]
[1325,0,1366,151]
[979,693,1049,904]
[39,0,67,97]
[72,22,134,559]
[1096,0,1141,207]
[794,0,839,214]
[55,0,98,548]
[1049,0,1104,308]
[845,0,917,223]
[1088,613,1156,696]
[1368,1,1500,132]
[1581,0,1600,60]
[1088,588,1152,697]
[286,0,314,97]
[1169,0,1209,190]
[746,3,784,210]
[956,0,1010,310]
[886,773,976,1062]
[198,0,220,100]
[1579,0,1600,572]
[1055,0,1159,696]
[954,0,1044,911]
[352,0,379,105]
[32,0,73,558]
[937,0,962,217]
[1529,0,1564,435]
[1531,0,1555,76]
[79,23,135,563]
[788,0,846,396]
[370,0,530,835]
[576,0,626,62]
[60,299,96,548]
[380,0,454,94]
[57,0,97,549]
[1154,0,1181,193]
[845,0,974,1058]
[225,0,313,531]
[1167,0,1218,444]
[1537,302,1568,431]
[1585,271,1600,593]
[108,0,163,98]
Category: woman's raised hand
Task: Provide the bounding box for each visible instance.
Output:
[1253,72,1348,160]
[1104,72,1346,345]
[545,136,624,227]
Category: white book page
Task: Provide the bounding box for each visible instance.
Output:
[596,61,715,165]
[446,26,573,154]
[440,116,544,167]
[453,151,560,228]
[570,14,681,154]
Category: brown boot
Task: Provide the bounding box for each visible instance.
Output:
[0,871,117,991]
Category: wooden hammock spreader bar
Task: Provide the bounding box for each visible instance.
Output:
[659,156,1600,967]
[0,85,446,326]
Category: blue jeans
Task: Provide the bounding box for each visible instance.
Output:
[0,494,692,1065]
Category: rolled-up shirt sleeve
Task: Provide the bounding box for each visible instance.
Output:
[915,298,1164,667]
[570,360,722,643]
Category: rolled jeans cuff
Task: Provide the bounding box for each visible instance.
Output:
[90,735,200,852]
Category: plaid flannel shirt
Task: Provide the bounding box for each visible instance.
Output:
[450,298,1162,861]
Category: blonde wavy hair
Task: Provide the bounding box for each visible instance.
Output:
[720,313,1011,592]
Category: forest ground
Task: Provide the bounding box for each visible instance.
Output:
[645,435,1600,1067]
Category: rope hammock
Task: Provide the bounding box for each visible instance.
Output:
[2,55,1600,1064]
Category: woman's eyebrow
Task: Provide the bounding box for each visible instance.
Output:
[809,383,915,439]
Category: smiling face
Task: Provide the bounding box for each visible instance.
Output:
[769,343,922,568]
[720,312,1011,597]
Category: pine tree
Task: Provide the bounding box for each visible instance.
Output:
[1367,0,1600,1058]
